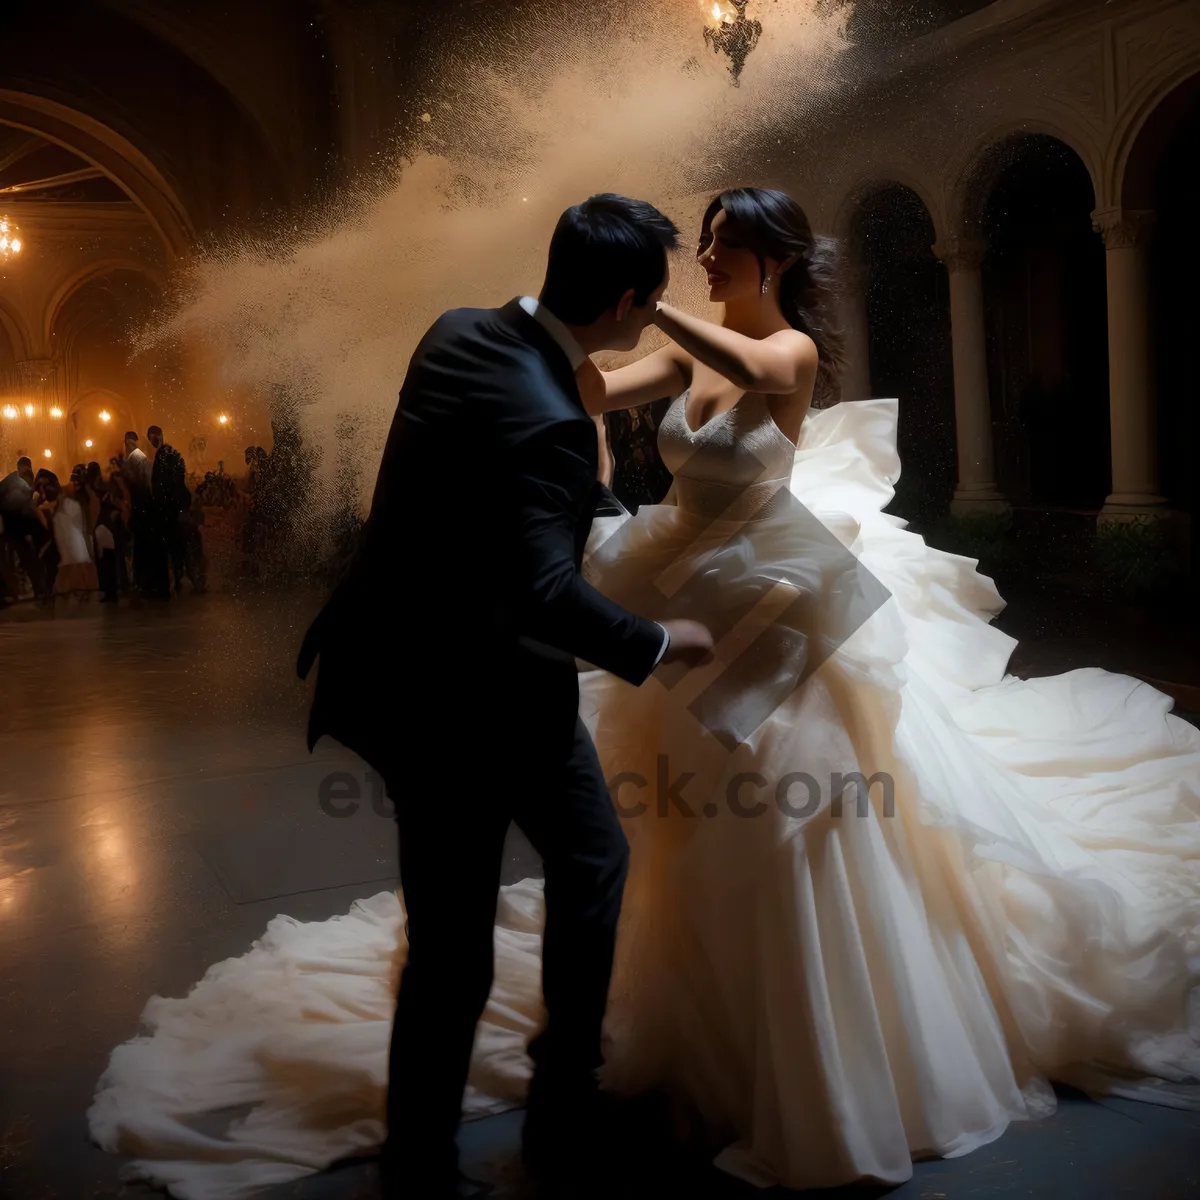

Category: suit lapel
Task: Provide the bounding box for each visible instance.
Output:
[496,300,600,557]
[497,298,584,411]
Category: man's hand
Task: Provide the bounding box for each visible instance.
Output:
[659,619,715,667]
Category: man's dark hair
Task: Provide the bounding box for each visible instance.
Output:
[16,456,31,469]
[540,194,679,325]
[147,425,163,438]
[125,431,138,443]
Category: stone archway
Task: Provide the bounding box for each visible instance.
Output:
[967,133,1109,510]
[831,170,944,246]
[70,388,136,467]
[42,258,168,352]
[951,120,1103,240]
[1122,72,1200,571]
[0,90,193,259]
[51,266,165,464]
[848,183,955,525]
[0,295,30,363]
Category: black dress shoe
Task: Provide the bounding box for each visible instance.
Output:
[378,1161,492,1198]
[449,1173,494,1199]
[526,1166,624,1200]
[523,1109,621,1193]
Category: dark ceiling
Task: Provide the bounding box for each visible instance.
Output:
[843,0,999,44]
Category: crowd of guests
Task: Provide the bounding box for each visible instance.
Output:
[1,416,361,607]
[0,425,205,607]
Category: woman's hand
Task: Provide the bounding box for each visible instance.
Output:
[652,301,816,395]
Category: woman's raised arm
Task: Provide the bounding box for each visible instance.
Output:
[651,302,816,395]
[575,344,689,416]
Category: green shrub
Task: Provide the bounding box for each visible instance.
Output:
[1093,516,1176,601]
[929,510,1013,563]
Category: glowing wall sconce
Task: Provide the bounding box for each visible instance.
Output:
[0,215,23,259]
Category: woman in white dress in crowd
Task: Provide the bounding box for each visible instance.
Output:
[89,188,1200,1200]
[52,470,99,598]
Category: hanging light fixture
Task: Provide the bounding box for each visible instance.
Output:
[0,215,23,259]
[700,0,761,85]
[704,0,737,24]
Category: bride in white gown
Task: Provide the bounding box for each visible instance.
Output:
[89,188,1200,1199]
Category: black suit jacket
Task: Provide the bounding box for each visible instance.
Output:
[298,299,664,771]
[151,444,188,516]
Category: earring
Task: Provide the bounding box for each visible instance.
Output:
[761,275,772,295]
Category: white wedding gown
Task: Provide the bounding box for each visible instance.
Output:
[89,396,1200,1199]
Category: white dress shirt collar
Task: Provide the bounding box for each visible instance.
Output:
[518,296,586,372]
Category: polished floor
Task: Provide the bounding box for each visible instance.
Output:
[1,589,1198,1199]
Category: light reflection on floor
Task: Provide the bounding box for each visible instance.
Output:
[0,591,431,1197]
[1,590,1197,1199]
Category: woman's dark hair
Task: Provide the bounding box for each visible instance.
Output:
[540,194,680,325]
[701,187,844,401]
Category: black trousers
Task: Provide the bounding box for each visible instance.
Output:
[97,550,119,600]
[137,507,176,598]
[112,519,130,591]
[181,523,206,592]
[1,525,47,600]
[380,714,628,1190]
[131,502,153,593]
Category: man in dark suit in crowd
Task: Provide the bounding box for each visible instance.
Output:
[0,455,48,603]
[146,425,187,598]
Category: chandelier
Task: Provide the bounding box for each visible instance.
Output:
[701,0,762,85]
[0,215,22,259]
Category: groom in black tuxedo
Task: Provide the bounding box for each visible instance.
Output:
[298,195,712,1198]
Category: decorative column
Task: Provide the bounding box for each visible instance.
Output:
[933,235,1007,513]
[838,260,872,402]
[1091,208,1165,515]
